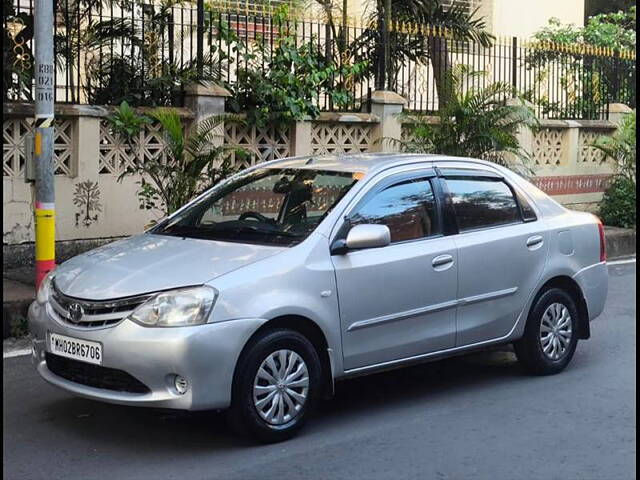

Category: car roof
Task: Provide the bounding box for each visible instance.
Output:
[262,153,503,175]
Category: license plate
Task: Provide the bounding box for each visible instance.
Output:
[48,332,102,365]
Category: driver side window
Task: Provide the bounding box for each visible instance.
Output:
[350,178,439,243]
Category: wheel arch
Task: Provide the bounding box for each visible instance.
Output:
[531,276,590,339]
[232,315,335,398]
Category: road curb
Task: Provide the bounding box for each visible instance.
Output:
[605,227,636,260]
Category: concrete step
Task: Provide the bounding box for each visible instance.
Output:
[605,227,636,260]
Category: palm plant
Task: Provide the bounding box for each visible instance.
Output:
[109,102,245,215]
[319,0,493,107]
[400,66,539,174]
[53,0,137,103]
[54,0,216,105]
[592,110,636,183]
[592,110,636,228]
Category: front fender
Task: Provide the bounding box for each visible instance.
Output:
[209,233,344,375]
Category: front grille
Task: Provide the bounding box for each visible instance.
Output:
[45,352,151,394]
[49,282,151,329]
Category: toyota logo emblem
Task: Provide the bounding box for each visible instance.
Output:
[67,303,84,323]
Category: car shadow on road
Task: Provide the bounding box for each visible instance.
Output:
[37,348,539,453]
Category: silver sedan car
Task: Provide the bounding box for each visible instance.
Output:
[29,153,608,442]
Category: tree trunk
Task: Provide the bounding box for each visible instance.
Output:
[428,35,452,111]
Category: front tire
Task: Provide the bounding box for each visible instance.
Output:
[228,329,322,443]
[514,288,579,376]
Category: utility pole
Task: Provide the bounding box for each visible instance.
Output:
[33,0,55,289]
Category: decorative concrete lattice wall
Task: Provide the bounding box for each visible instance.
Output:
[310,122,375,155]
[533,128,564,166]
[400,123,417,146]
[224,123,291,166]
[1,102,625,245]
[98,120,170,175]
[3,117,74,177]
[578,129,607,164]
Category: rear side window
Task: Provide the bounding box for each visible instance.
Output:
[350,178,439,243]
[516,190,537,222]
[445,177,520,231]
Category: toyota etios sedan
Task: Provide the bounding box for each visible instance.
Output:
[29,153,608,442]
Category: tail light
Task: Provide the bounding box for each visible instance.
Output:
[596,218,607,263]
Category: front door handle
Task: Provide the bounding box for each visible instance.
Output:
[432,254,454,270]
[526,235,544,249]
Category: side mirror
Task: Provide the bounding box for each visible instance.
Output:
[330,224,391,255]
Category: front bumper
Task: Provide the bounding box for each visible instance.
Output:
[28,301,266,410]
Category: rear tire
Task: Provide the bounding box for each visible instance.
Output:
[514,288,579,376]
[227,329,321,443]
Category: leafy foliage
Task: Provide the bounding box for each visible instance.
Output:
[400,66,539,174]
[108,101,244,215]
[599,176,636,228]
[49,0,226,106]
[331,0,494,105]
[532,8,636,51]
[525,7,636,117]
[592,110,636,182]
[595,110,636,228]
[226,6,368,127]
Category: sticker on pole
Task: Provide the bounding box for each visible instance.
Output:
[35,62,54,120]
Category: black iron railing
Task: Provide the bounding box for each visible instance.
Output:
[3,0,636,119]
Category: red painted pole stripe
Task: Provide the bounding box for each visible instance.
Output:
[36,259,56,288]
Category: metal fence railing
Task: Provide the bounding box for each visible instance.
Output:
[3,0,636,119]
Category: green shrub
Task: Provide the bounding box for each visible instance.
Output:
[226,6,368,128]
[599,176,636,228]
[593,110,636,228]
[109,101,246,216]
[400,66,539,176]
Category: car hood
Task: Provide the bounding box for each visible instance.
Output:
[53,234,286,300]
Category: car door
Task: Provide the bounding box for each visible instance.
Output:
[331,170,458,371]
[439,169,549,347]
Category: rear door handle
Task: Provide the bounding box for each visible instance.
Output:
[432,254,454,270]
[526,235,544,249]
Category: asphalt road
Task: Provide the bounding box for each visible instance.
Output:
[3,263,636,480]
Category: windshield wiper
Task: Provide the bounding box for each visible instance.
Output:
[220,225,303,239]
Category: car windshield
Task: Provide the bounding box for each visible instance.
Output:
[152,167,360,246]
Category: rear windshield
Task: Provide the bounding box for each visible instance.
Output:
[152,168,359,246]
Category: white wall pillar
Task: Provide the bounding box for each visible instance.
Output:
[184,82,231,147]
[368,90,406,153]
[292,120,312,156]
[607,103,633,125]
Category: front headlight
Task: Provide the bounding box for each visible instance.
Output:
[37,271,54,305]
[127,286,217,327]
